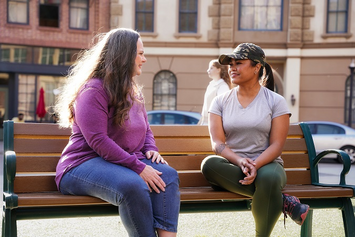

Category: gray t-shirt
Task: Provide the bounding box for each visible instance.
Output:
[209,86,291,165]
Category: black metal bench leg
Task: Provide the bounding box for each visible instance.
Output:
[341,198,355,237]
[2,207,17,237]
[300,209,313,237]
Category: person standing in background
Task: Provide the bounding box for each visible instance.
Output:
[198,59,232,125]
[12,113,25,123]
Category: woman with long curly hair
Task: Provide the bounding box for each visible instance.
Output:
[55,28,180,237]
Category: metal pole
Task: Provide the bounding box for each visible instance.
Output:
[348,59,355,127]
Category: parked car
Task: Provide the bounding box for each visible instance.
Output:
[147,110,201,125]
[304,121,355,164]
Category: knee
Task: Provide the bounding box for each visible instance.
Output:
[255,172,283,190]
[119,178,149,198]
[201,155,224,176]
[161,165,179,187]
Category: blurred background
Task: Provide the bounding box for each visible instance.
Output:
[0,0,354,128]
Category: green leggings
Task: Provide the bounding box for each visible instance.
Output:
[201,155,287,237]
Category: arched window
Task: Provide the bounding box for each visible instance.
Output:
[153,70,177,110]
[344,75,355,125]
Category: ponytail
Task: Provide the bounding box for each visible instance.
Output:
[260,63,274,91]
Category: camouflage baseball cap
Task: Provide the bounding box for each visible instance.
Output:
[218,43,265,67]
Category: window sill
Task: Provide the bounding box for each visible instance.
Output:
[139,32,159,38]
[5,23,31,29]
[174,33,202,39]
[67,29,92,34]
[37,26,62,32]
[321,33,353,39]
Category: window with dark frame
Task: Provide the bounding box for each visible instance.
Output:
[178,0,198,33]
[153,71,177,110]
[135,0,154,32]
[239,0,283,31]
[327,0,348,33]
[17,74,66,122]
[69,0,89,30]
[39,0,60,28]
[345,74,355,124]
[0,44,80,65]
[8,0,29,24]
[41,48,55,65]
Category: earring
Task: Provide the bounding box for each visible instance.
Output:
[254,71,257,74]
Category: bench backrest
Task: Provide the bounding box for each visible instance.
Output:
[3,121,315,193]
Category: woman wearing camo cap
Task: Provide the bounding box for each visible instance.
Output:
[201,43,309,236]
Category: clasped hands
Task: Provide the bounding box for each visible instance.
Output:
[238,158,257,185]
[139,150,168,193]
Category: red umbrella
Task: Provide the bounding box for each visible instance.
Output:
[36,87,46,121]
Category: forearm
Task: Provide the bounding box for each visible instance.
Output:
[254,143,283,170]
[212,142,242,166]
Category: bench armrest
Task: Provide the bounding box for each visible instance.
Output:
[313,149,350,185]
[3,151,18,209]
[311,149,355,195]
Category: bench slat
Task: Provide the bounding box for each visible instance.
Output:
[14,123,71,136]
[155,138,212,153]
[281,154,310,169]
[16,184,353,207]
[14,169,312,193]
[282,138,307,151]
[13,138,307,154]
[17,156,59,172]
[15,153,311,173]
[14,139,69,153]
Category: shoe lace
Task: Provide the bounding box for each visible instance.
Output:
[283,195,297,228]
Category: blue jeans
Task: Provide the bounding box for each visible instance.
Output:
[59,157,180,237]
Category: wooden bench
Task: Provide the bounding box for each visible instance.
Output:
[2,120,355,237]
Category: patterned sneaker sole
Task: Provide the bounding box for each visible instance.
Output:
[298,205,310,225]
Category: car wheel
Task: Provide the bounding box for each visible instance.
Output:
[337,146,355,164]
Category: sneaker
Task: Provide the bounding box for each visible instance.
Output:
[282,194,309,225]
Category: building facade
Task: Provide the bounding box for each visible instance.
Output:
[1,0,355,127]
[0,0,110,123]
[112,0,355,125]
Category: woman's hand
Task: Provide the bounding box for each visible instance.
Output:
[145,150,168,164]
[238,158,257,185]
[139,165,166,193]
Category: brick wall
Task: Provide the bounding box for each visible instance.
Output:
[0,0,110,49]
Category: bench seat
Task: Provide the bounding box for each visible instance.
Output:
[14,185,354,208]
[3,121,355,237]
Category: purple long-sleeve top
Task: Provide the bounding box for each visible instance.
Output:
[55,78,158,190]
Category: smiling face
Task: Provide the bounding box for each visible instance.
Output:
[133,38,146,77]
[228,58,260,86]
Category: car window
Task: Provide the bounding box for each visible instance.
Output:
[307,124,317,134]
[148,112,200,124]
[311,124,345,135]
[148,113,162,124]
[164,114,186,124]
[164,114,176,124]
[186,116,199,124]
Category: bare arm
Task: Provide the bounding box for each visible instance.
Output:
[208,113,256,178]
[254,114,290,170]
